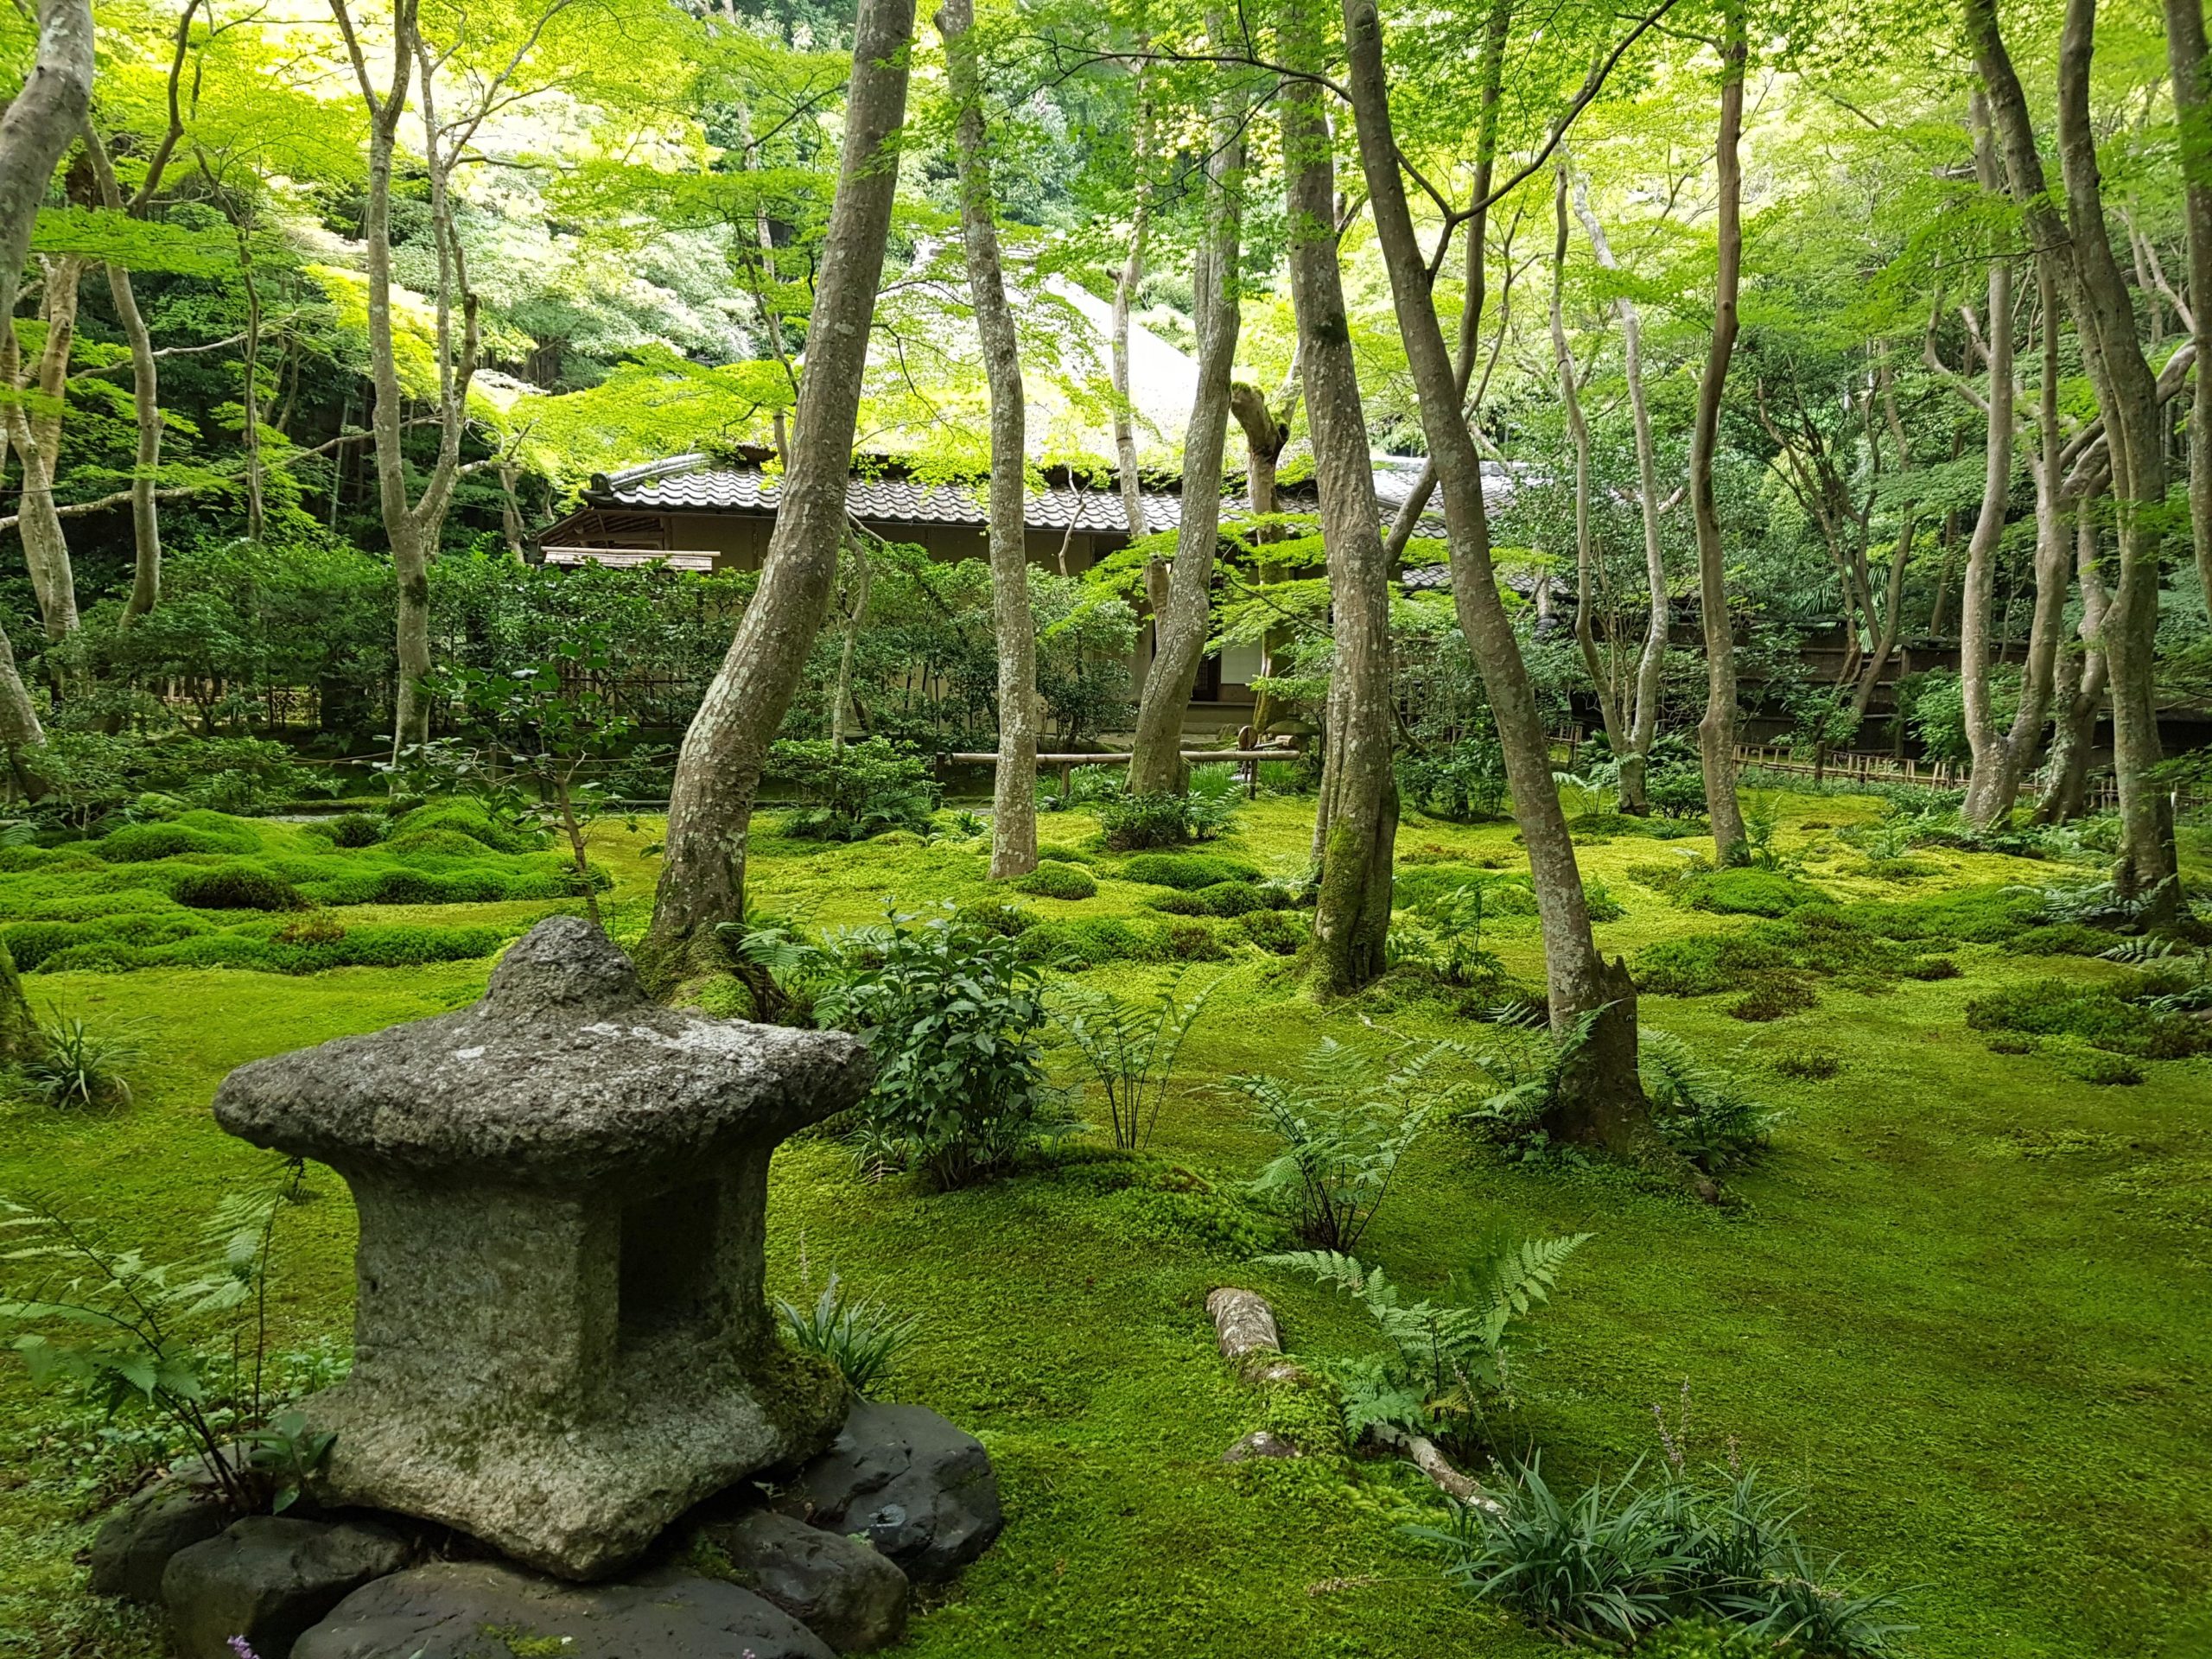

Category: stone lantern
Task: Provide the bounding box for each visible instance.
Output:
[213,917,872,1581]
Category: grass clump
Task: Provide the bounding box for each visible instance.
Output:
[1727,977,1817,1022]
[1235,909,1307,955]
[1772,1051,1842,1081]
[1964,978,2212,1058]
[1118,852,1263,890]
[777,1273,920,1398]
[1015,862,1099,901]
[16,1010,139,1109]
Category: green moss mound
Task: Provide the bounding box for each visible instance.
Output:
[388,800,544,855]
[1234,909,1307,955]
[1117,853,1262,891]
[93,820,258,863]
[1676,867,1829,917]
[1965,979,2212,1058]
[1016,862,1099,900]
[1147,880,1286,918]
[168,864,307,912]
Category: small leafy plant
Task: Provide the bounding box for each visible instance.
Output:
[777,1272,920,1398]
[1233,1038,1458,1249]
[1052,973,1216,1151]
[1265,1234,1587,1452]
[837,906,1056,1186]
[772,737,940,843]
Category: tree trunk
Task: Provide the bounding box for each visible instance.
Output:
[1692,0,1747,862]
[1972,0,2174,899]
[6,258,84,646]
[1128,21,1243,798]
[1569,169,1665,815]
[83,129,164,614]
[939,0,1037,880]
[1342,0,1674,1170]
[2168,0,2212,613]
[639,0,916,988]
[0,0,92,757]
[1549,165,1630,793]
[1112,54,1151,542]
[2036,501,2108,823]
[1963,233,2070,829]
[1282,0,1395,995]
[1230,377,1292,733]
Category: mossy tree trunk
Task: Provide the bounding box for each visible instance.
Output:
[639,0,916,988]
[1281,0,1394,995]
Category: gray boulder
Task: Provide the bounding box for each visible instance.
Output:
[293,1561,835,1659]
[772,1402,1002,1585]
[162,1516,408,1659]
[88,1481,232,1603]
[692,1509,907,1652]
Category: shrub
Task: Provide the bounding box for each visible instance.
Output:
[1581,877,1626,923]
[1014,862,1097,901]
[1965,979,2211,1058]
[1236,910,1308,955]
[1676,868,1827,918]
[169,865,307,912]
[1119,852,1263,890]
[1098,793,1197,851]
[776,1274,919,1398]
[837,909,1054,1186]
[1904,956,1961,981]
[954,900,1036,938]
[1396,739,1510,822]
[1393,865,1538,916]
[1728,977,1817,1022]
[772,738,940,842]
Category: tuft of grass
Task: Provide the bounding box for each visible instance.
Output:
[17,1011,140,1109]
[777,1273,921,1398]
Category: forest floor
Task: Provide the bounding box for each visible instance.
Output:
[1,789,2208,1659]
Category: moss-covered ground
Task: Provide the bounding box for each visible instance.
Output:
[2,792,2208,1657]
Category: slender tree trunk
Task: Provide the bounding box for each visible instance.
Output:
[0,0,92,762]
[1973,0,2175,899]
[1963,232,2070,827]
[1283,0,1394,994]
[1230,377,1292,733]
[1113,53,1151,542]
[939,0,1037,879]
[2168,0,2212,612]
[6,258,83,646]
[1692,0,1748,861]
[1569,169,1666,814]
[1549,166,1630,790]
[83,130,164,613]
[1342,0,1678,1173]
[1128,20,1243,798]
[639,0,916,987]
[2037,500,2108,822]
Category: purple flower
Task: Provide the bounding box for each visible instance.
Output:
[228,1639,261,1659]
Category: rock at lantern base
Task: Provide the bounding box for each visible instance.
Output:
[211,918,873,1580]
[772,1401,1003,1586]
[89,1480,232,1603]
[293,1561,835,1659]
[162,1516,408,1659]
[691,1509,908,1652]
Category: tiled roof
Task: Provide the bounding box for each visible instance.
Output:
[583,453,1469,539]
[592,454,1227,536]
